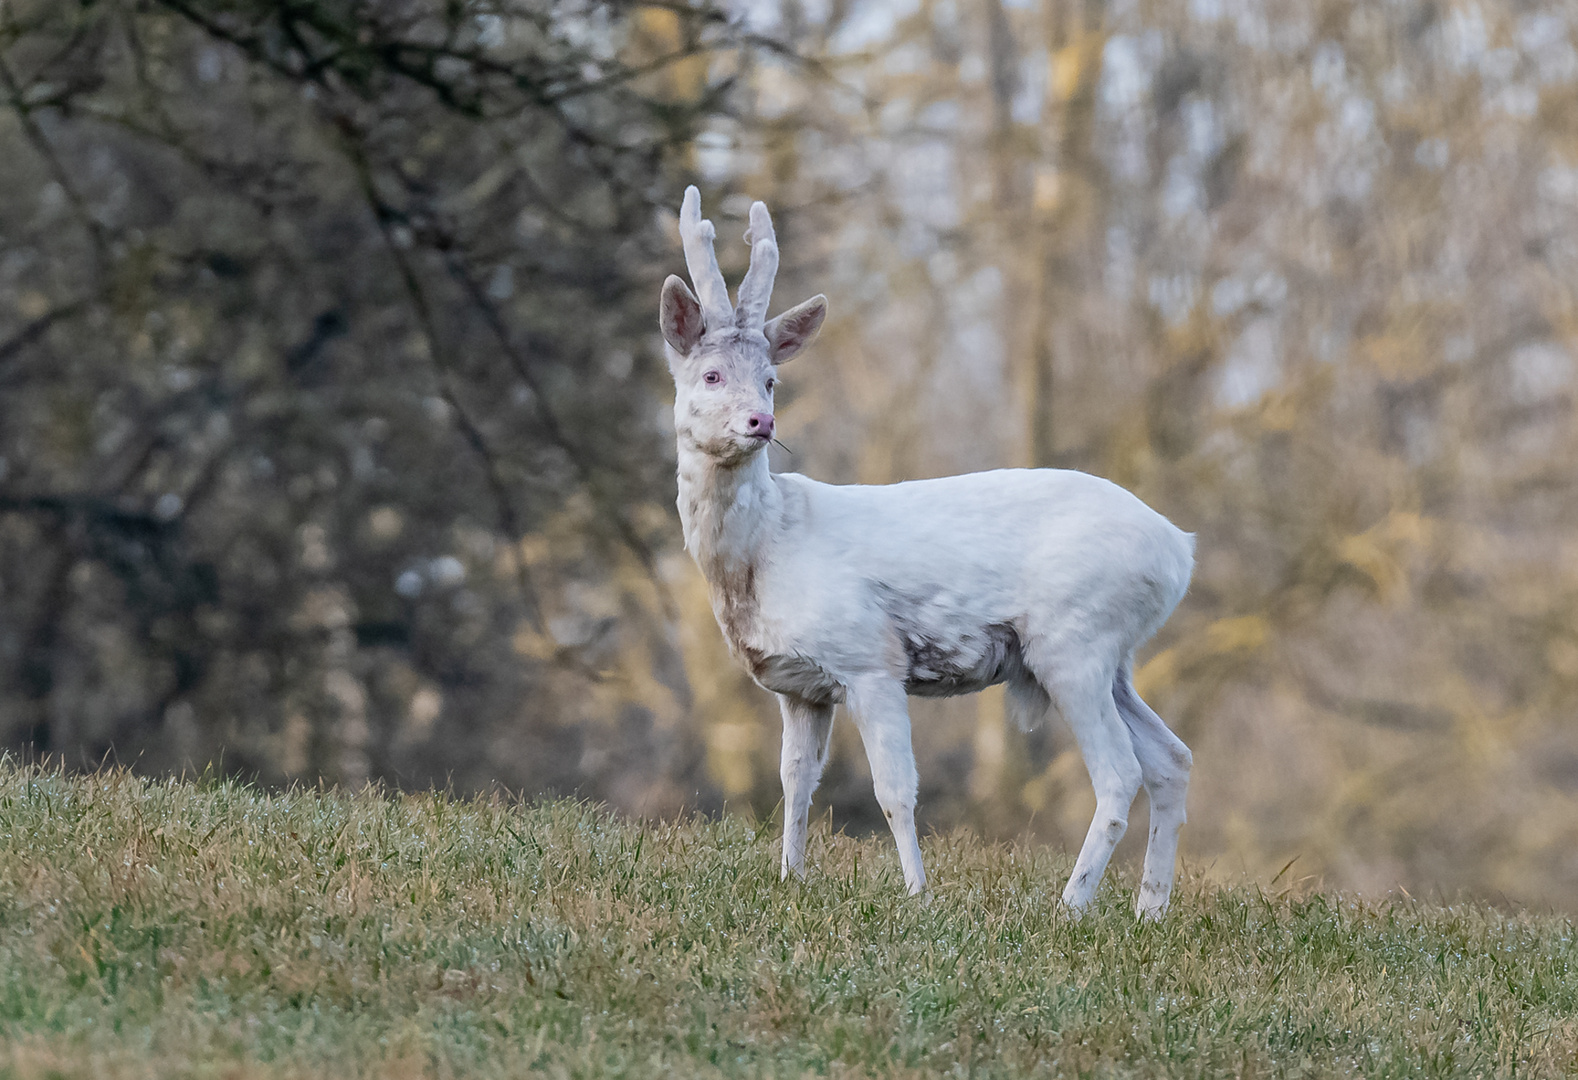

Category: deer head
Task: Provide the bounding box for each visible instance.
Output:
[660,186,827,465]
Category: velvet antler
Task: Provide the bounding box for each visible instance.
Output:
[679,185,733,328]
[734,201,778,329]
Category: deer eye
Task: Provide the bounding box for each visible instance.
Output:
[703,370,722,385]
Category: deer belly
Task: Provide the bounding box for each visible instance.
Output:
[898,622,1025,698]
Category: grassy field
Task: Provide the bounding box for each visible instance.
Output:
[0,762,1573,1078]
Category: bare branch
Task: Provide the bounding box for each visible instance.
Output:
[0,51,109,266]
[341,133,546,632]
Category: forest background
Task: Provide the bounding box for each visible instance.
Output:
[3,0,1577,909]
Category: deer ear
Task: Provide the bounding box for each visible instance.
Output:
[765,295,827,365]
[660,275,706,356]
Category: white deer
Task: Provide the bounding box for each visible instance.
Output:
[660,188,1195,917]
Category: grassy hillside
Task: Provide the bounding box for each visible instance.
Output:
[0,762,1573,1078]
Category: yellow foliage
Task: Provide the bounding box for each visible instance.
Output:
[1258,391,1299,432]
[1050,44,1084,103]
[510,625,556,662]
[1049,33,1104,104]
[1334,512,1432,602]
[1032,167,1061,214]
[631,8,707,103]
[1133,646,1179,699]
[1547,637,1578,680]
[1135,616,1267,699]
[1358,329,1433,379]
[1203,615,1271,655]
[705,721,760,798]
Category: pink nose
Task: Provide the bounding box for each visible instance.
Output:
[746,412,775,440]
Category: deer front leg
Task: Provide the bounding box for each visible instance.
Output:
[847,676,926,895]
[778,694,835,881]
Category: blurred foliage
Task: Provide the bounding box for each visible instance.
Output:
[0,0,751,805]
[681,0,1578,908]
[5,0,1578,908]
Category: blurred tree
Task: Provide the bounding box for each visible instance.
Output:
[0,0,757,806]
[694,0,1578,906]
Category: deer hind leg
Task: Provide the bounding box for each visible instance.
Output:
[1113,663,1192,919]
[778,694,835,881]
[1030,650,1144,913]
[846,676,926,895]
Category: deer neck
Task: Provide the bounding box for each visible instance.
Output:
[676,446,780,581]
[676,446,782,658]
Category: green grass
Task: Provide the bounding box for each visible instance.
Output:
[0,762,1573,1078]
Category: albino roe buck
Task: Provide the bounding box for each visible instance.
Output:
[660,188,1195,917]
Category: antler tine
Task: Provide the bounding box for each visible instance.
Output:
[735,201,778,329]
[679,186,733,327]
